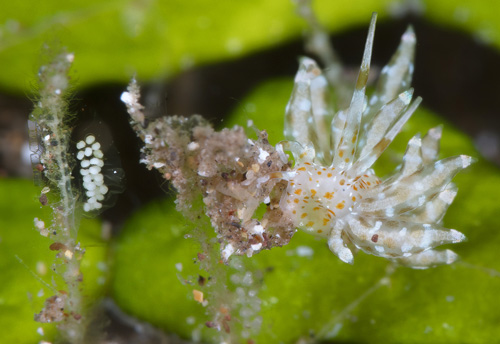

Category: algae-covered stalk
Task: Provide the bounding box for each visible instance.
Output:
[29,49,86,343]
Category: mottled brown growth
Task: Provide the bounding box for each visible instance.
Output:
[127,109,295,259]
[49,242,67,251]
[34,294,67,323]
[39,193,48,206]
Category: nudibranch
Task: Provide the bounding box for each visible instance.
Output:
[275,14,472,268]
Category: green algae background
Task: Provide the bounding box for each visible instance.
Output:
[0,180,108,343]
[2,0,500,342]
[1,0,500,92]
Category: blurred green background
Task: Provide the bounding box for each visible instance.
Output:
[1,0,500,343]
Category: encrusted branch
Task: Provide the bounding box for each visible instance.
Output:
[30,49,86,343]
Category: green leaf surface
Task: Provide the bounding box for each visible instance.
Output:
[0,0,406,93]
[0,178,108,343]
[2,1,500,93]
[111,78,500,343]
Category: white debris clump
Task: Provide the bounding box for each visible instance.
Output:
[76,135,108,212]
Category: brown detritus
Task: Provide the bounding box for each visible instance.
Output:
[39,193,48,206]
[50,242,68,251]
[371,234,379,243]
[193,289,204,303]
[222,318,231,334]
[205,321,218,329]
[198,275,206,286]
[34,294,67,323]
[125,91,297,259]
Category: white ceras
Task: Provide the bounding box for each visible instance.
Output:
[274,13,471,268]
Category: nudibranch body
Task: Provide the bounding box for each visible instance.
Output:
[277,14,472,268]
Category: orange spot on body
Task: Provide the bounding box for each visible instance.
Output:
[317,171,322,175]
[353,186,358,191]
[327,173,333,177]
[313,207,320,211]
[306,221,315,227]
[336,203,344,209]
[301,213,308,219]
[310,189,317,197]
[339,179,345,185]
[324,192,334,199]
[298,167,306,171]
[318,229,324,233]
[352,196,356,201]
[339,151,344,158]
[294,189,302,195]
[294,199,299,204]
[327,209,336,216]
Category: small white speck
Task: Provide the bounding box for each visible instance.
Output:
[296,246,314,257]
[84,147,93,157]
[89,166,101,175]
[187,142,199,151]
[76,151,85,160]
[222,244,235,260]
[251,224,264,235]
[94,150,104,159]
[175,263,183,272]
[298,99,312,112]
[257,148,270,163]
[99,185,109,195]
[446,295,455,302]
[120,91,134,105]
[251,243,262,251]
[401,243,412,253]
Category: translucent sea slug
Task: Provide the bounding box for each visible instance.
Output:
[274,14,472,268]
